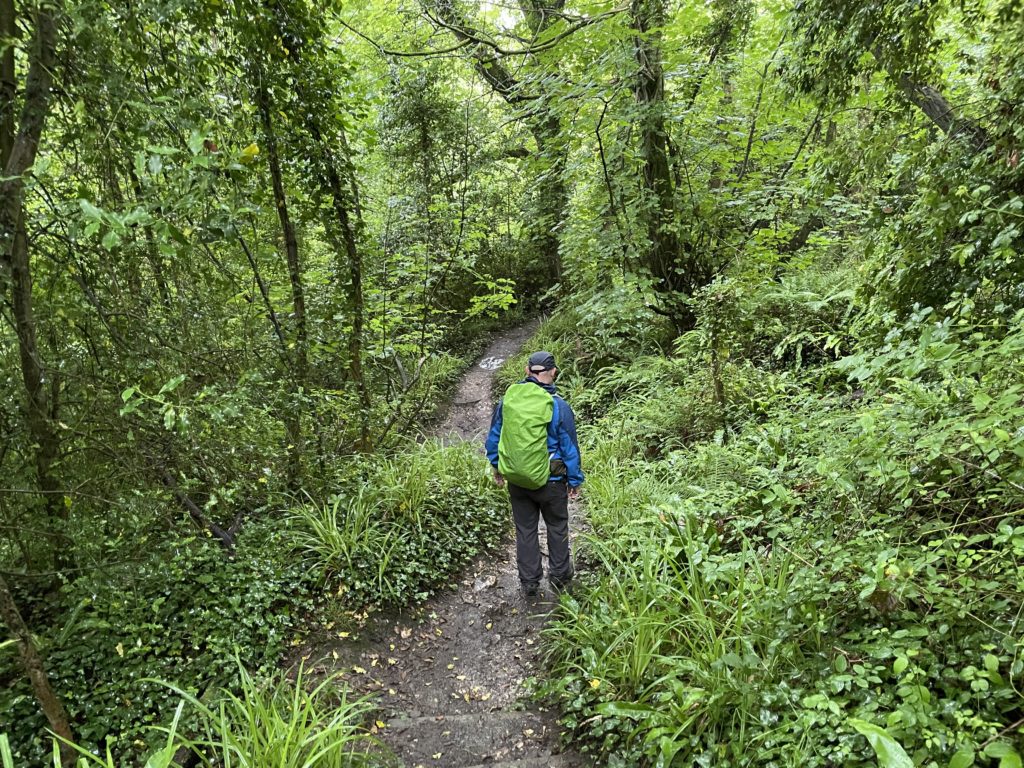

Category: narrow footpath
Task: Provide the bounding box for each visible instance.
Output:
[319,324,585,768]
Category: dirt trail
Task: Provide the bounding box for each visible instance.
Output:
[320,323,584,768]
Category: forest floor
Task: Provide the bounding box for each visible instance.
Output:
[304,323,585,768]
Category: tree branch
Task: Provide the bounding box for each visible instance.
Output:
[337,19,473,58]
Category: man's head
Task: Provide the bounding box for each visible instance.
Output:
[526,350,558,383]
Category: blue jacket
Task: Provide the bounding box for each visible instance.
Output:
[485,377,584,488]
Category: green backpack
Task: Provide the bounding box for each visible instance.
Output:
[497,382,560,490]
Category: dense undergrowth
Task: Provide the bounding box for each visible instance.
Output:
[530,271,1024,767]
[1,434,504,765]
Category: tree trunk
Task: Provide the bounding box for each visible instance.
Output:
[520,0,567,286]
[0,0,15,167]
[256,76,307,484]
[0,2,65,559]
[871,45,988,150]
[306,115,371,450]
[631,0,681,290]
[893,73,988,149]
[529,112,566,286]
[0,572,76,767]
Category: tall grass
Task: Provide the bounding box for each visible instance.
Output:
[543,499,809,765]
[1,662,383,768]
[289,493,404,600]
[288,440,507,607]
[168,663,381,768]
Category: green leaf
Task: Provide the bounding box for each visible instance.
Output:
[159,374,186,394]
[0,733,13,768]
[985,742,1023,768]
[983,654,999,673]
[101,229,121,250]
[849,719,914,768]
[143,744,178,768]
[79,199,104,221]
[121,386,136,402]
[893,655,909,674]
[595,701,655,719]
[949,747,975,768]
[187,130,208,155]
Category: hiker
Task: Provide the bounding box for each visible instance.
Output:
[485,350,584,597]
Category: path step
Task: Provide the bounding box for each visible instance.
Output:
[385,710,571,767]
[461,758,580,768]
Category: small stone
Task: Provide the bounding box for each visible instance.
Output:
[474,574,497,591]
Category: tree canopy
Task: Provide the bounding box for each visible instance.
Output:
[2,0,1023,765]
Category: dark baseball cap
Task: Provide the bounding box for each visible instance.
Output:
[528,351,556,373]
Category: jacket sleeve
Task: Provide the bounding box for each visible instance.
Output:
[556,398,584,487]
[485,399,503,469]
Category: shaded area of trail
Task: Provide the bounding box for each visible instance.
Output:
[314,323,584,768]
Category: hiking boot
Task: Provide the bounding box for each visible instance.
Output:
[522,583,540,598]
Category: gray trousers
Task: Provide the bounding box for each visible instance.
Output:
[508,480,574,588]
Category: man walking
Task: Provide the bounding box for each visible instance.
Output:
[485,351,583,597]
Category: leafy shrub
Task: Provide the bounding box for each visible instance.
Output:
[690,268,859,371]
[533,305,1024,767]
[0,526,318,765]
[1,660,385,768]
[171,660,384,768]
[288,440,507,607]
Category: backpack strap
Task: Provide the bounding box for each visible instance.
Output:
[548,396,560,449]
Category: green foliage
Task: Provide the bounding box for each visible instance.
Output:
[535,267,1024,766]
[288,441,507,607]
[43,703,186,768]
[4,0,1024,761]
[168,660,384,768]
[1,526,319,764]
[786,0,1024,323]
[849,719,914,768]
[2,660,385,768]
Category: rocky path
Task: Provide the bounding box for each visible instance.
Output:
[318,323,584,768]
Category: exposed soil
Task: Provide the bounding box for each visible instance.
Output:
[306,323,586,768]
[432,321,539,446]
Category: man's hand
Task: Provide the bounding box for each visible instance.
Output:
[568,486,581,501]
[493,471,505,488]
